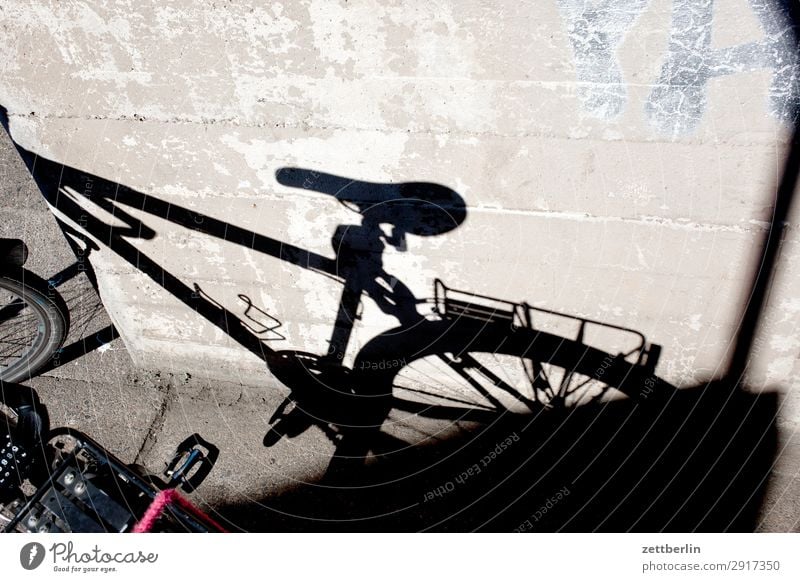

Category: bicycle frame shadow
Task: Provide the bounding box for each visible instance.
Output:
[0,108,788,531]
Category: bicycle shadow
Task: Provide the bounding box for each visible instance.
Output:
[0,109,785,532]
[0,125,478,439]
[212,378,779,532]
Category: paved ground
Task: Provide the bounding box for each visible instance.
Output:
[1,126,798,532]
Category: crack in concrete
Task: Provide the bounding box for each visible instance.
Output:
[6,111,794,145]
[133,383,174,466]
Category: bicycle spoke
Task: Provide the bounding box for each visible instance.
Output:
[0,293,43,371]
[0,298,26,322]
[394,382,496,410]
[531,362,557,403]
[0,272,68,382]
[490,351,531,400]
[469,352,538,410]
[558,365,577,399]
[399,356,471,396]
[437,353,508,410]
[374,318,658,428]
[0,319,37,335]
[0,328,37,353]
[394,356,496,411]
[0,341,35,351]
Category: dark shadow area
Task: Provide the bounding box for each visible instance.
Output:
[37,324,118,374]
[217,381,778,532]
[727,3,800,383]
[2,0,798,525]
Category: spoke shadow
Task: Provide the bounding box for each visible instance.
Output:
[216,379,779,532]
[38,239,120,374]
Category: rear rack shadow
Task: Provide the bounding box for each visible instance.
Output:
[433,278,661,373]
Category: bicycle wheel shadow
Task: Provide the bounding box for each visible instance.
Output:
[211,377,779,532]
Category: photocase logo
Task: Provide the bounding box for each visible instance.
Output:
[20,542,46,570]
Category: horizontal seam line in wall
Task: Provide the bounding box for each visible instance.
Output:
[7,113,791,146]
[54,181,790,235]
[468,206,788,233]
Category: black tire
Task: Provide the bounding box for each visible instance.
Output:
[355,319,673,420]
[0,269,69,383]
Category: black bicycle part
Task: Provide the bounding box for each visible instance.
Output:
[2,428,219,533]
[0,387,47,504]
[0,268,69,383]
[164,433,219,492]
[0,239,28,268]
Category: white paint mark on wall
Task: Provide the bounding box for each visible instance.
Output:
[686,313,703,332]
[559,0,800,135]
[647,0,800,136]
[556,0,650,119]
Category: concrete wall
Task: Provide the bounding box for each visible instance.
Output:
[1,1,799,415]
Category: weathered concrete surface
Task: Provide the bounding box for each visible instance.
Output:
[758,430,800,532]
[1,0,798,400]
[0,1,799,530]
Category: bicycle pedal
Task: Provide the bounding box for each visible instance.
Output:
[163,434,219,492]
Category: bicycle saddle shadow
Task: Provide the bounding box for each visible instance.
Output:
[275,167,467,240]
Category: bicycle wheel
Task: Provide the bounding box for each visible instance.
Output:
[355,319,673,420]
[0,269,69,383]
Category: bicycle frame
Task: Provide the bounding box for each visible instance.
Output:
[0,239,28,269]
